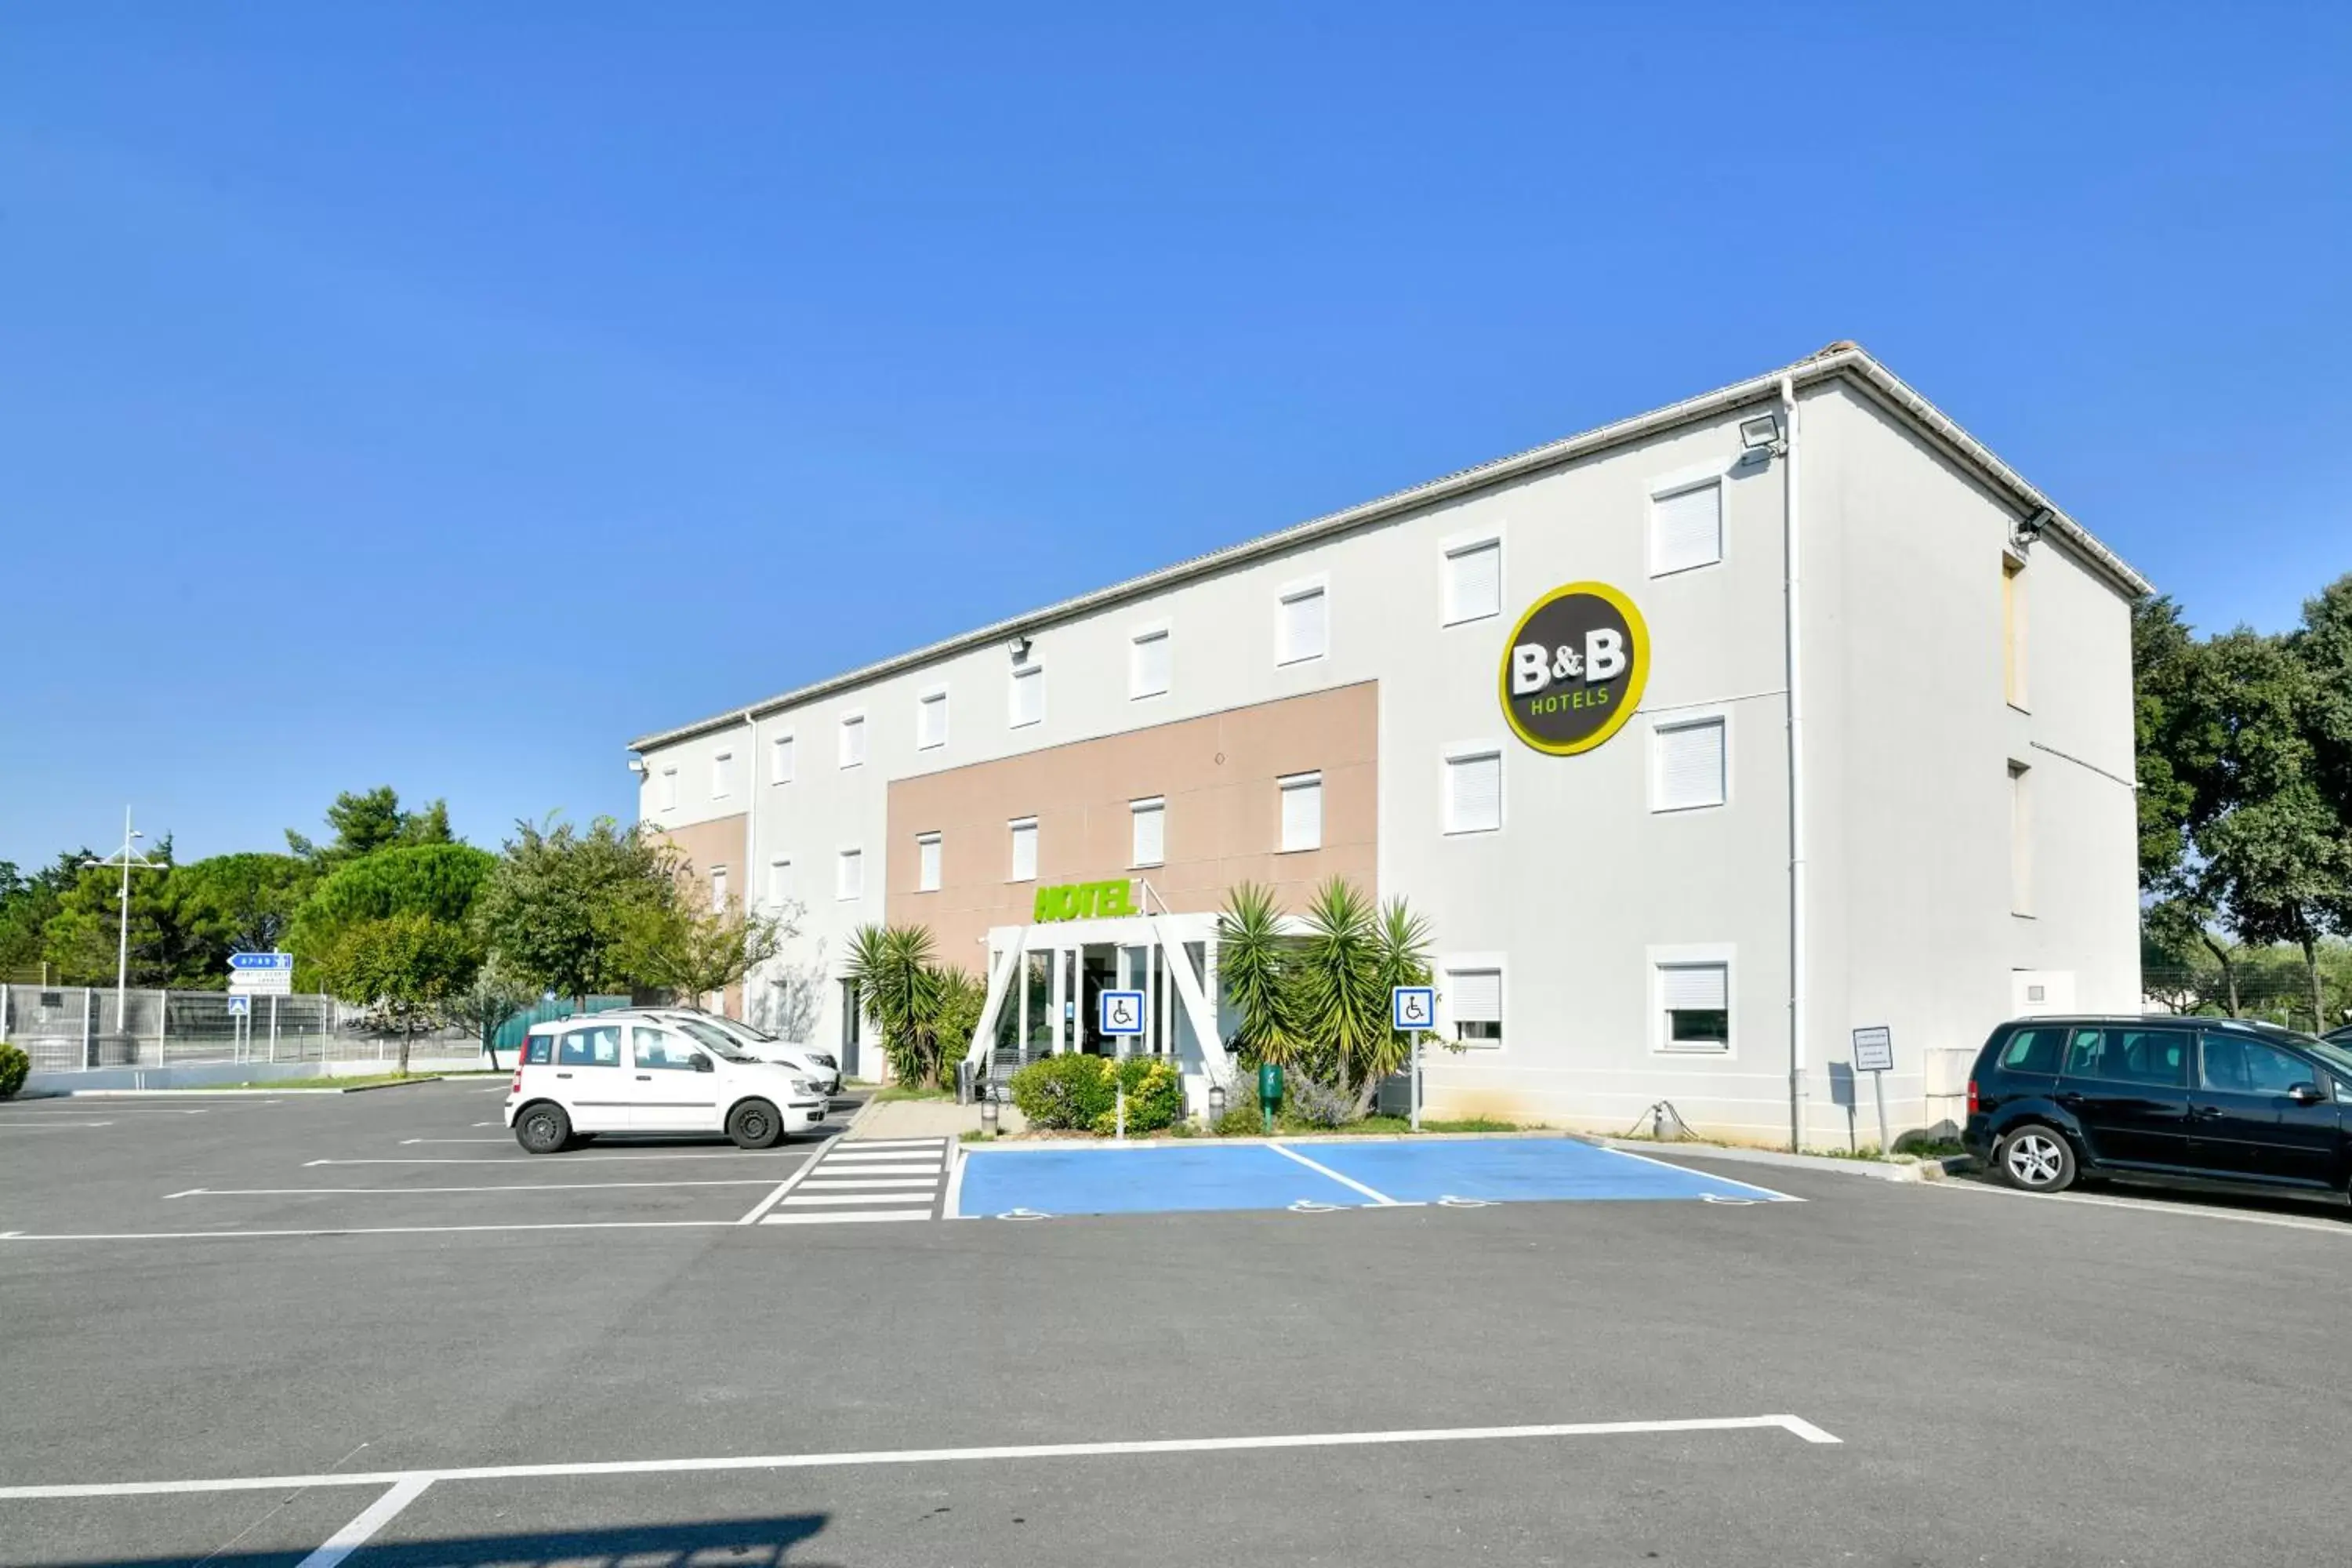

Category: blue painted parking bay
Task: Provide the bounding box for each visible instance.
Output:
[952,1137,1794,1219]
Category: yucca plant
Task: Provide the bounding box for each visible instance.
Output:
[1214,882,1298,1065]
[1289,877,1385,1096]
[1354,895,1435,1115]
[844,924,943,1085]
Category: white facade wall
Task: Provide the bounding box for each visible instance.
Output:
[632,362,2144,1145]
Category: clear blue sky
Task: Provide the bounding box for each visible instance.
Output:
[4,2,2346,868]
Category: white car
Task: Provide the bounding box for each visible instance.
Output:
[617,1008,843,1095]
[505,1015,827,1153]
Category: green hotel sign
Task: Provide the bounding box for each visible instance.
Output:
[1033,880,1138,922]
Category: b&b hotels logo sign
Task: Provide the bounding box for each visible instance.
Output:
[1499,582,1650,755]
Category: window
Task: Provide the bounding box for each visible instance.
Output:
[916,832,942,892]
[523,1034,554,1065]
[2009,761,2032,916]
[771,732,796,784]
[1444,750,1501,835]
[1653,718,1727,812]
[709,866,728,911]
[1997,1027,2064,1076]
[1010,663,1044,728]
[1650,480,1722,576]
[1278,772,1323,852]
[1447,967,1503,1047]
[1131,797,1165,866]
[1008,817,1038,882]
[838,713,866,768]
[836,848,863,902]
[555,1025,622,1067]
[2199,1033,2313,1095]
[632,1027,702,1071]
[1277,585,1327,665]
[766,858,794,906]
[1443,538,1501,626]
[2002,556,2028,708]
[711,750,735,798]
[916,688,948,750]
[1659,964,1730,1052]
[658,766,677,813]
[2062,1027,2188,1087]
[1130,628,1171,699]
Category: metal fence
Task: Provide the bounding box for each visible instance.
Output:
[0,986,452,1075]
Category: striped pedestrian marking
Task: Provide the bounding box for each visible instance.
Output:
[760,1136,950,1227]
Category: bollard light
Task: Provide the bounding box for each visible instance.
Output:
[979,1093,999,1137]
[1208,1083,1226,1121]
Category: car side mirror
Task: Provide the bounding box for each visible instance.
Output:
[2285,1082,2325,1105]
[691,1054,714,1073]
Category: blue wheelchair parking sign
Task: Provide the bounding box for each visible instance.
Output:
[1098,989,1145,1036]
[1391,986,1436,1031]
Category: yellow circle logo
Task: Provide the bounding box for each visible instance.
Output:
[1497,581,1650,755]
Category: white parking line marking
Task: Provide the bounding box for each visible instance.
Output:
[399,1138,510,1145]
[1597,1145,1805,1203]
[780,1192,942,1207]
[1266,1142,1399,1206]
[837,1138,946,1149]
[1929,1178,2352,1236]
[168,1181,780,1198]
[0,1121,115,1130]
[788,1161,938,1177]
[822,1149,946,1163]
[0,1107,208,1116]
[0,1220,744,1243]
[796,1177,941,1190]
[472,1121,500,1127]
[760,1209,935,1225]
[306,1152,801,1166]
[0,1414,1840,1501]
[296,1475,434,1568]
[734,1139,838,1225]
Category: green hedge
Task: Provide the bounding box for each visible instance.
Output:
[1009,1054,1186,1135]
[0,1043,27,1100]
[1008,1054,1117,1131]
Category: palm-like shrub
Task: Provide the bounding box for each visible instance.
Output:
[843,924,989,1088]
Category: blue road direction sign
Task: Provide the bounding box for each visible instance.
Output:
[226,995,252,1018]
[1098,989,1145,1036]
[228,953,294,971]
[1392,986,1436,1032]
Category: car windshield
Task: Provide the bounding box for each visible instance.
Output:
[672,1019,755,1062]
[2304,1036,2352,1080]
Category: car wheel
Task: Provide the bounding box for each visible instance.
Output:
[727,1098,785,1150]
[516,1102,572,1155]
[1994,1123,2076,1193]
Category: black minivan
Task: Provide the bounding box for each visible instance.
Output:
[1963,1016,2352,1201]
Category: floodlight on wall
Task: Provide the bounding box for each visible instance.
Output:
[2013,507,2054,551]
[626,757,648,777]
[1007,634,1033,662]
[1738,413,1786,456]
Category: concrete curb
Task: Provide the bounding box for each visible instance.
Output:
[961,1127,1585,1150]
[1604,1138,1977,1184]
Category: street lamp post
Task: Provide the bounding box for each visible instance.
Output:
[85,805,162,1049]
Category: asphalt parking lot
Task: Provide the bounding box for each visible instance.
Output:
[5,1083,2352,1567]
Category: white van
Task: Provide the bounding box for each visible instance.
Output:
[504,1015,828,1153]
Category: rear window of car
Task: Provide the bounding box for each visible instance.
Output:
[2062,1027,2189,1088]
[522,1034,554,1065]
[1995,1027,2064,1076]
[556,1025,622,1067]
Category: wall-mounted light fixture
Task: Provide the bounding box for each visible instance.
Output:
[2012,507,2054,552]
[1007,634,1033,662]
[626,757,648,777]
[1739,412,1787,457]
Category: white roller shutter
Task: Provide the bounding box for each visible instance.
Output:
[1131,799,1165,866]
[916,691,947,750]
[770,734,795,783]
[1660,963,1728,1011]
[1446,752,1501,833]
[1279,588,1327,663]
[1447,969,1501,1022]
[1010,665,1044,728]
[916,834,942,891]
[1131,631,1171,698]
[1444,540,1501,623]
[1009,819,1038,881]
[1650,483,1722,575]
[1279,774,1322,851]
[1653,720,1726,811]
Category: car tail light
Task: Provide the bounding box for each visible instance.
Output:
[510,1065,524,1095]
[1967,1079,1980,1116]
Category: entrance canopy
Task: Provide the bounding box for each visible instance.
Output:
[970,910,1232,1099]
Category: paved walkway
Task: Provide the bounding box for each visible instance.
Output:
[846,1096,1025,1141]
